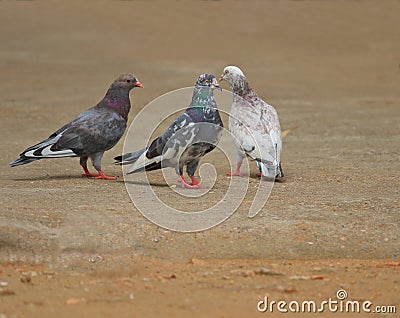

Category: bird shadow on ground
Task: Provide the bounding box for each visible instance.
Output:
[119,179,170,188]
[247,173,286,183]
[11,174,98,181]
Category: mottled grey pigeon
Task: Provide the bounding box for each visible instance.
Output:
[219,66,283,179]
[114,74,223,189]
[10,73,143,180]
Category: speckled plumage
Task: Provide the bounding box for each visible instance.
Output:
[115,74,223,188]
[220,66,283,179]
[10,73,143,179]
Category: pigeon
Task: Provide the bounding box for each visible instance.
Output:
[219,66,283,179]
[10,73,143,180]
[114,74,223,189]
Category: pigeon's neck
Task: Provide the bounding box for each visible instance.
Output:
[231,76,254,98]
[189,86,217,110]
[186,86,220,123]
[101,86,131,120]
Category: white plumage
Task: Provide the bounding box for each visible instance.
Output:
[220,66,283,179]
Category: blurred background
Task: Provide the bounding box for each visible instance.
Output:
[1,0,399,107]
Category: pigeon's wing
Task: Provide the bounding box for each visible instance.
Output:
[126,112,199,174]
[56,110,126,155]
[146,113,194,159]
[21,109,126,159]
[257,99,283,164]
[230,100,277,168]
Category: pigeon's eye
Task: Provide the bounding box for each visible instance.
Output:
[204,79,210,83]
[126,79,131,83]
[225,70,229,74]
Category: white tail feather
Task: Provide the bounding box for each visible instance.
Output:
[127,151,160,174]
[24,145,75,158]
[257,161,277,179]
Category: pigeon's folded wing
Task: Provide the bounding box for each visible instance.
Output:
[58,110,126,154]
[126,113,198,174]
[146,113,195,160]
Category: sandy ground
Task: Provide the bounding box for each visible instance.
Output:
[0,1,399,317]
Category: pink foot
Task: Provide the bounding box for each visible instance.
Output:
[81,165,99,178]
[226,170,244,177]
[180,176,204,189]
[189,176,205,189]
[256,173,262,177]
[226,163,244,177]
[94,170,117,180]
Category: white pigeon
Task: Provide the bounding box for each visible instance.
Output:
[219,66,283,179]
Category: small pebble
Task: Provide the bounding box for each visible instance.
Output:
[254,268,283,276]
[311,275,325,280]
[240,270,255,278]
[289,275,310,280]
[165,274,176,280]
[188,258,206,265]
[88,255,103,263]
[66,298,82,305]
[275,284,297,293]
[20,276,32,284]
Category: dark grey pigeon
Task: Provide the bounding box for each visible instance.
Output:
[10,73,143,180]
[114,74,223,189]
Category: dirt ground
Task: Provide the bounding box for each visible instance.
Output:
[0,1,399,317]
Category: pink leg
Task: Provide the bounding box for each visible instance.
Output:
[179,176,204,189]
[226,162,244,177]
[81,164,100,178]
[94,169,117,180]
[189,176,205,189]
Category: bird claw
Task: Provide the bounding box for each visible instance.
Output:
[179,176,205,189]
[181,182,205,189]
[189,183,206,189]
[94,175,118,180]
[94,170,118,180]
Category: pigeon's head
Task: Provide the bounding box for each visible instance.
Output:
[112,73,144,91]
[195,74,221,91]
[219,66,245,84]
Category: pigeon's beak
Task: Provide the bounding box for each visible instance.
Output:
[212,79,222,91]
[218,75,224,82]
[135,81,144,88]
